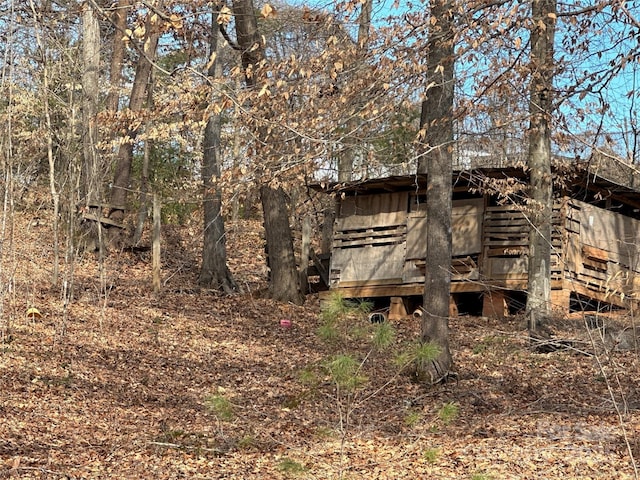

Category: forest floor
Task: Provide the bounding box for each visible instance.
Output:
[1,211,640,479]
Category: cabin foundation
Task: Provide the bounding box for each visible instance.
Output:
[482,290,508,319]
[388,296,409,320]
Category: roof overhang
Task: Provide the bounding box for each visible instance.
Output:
[310,164,640,209]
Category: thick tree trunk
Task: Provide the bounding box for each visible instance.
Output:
[231,0,263,81]
[105,0,132,113]
[80,1,102,251]
[199,7,238,293]
[107,3,162,247]
[232,0,303,304]
[261,185,304,305]
[81,1,99,203]
[415,0,455,384]
[526,0,557,332]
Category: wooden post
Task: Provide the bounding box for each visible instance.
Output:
[550,288,571,313]
[152,193,161,295]
[299,216,311,293]
[389,297,408,320]
[321,206,335,256]
[449,295,459,317]
[482,290,507,319]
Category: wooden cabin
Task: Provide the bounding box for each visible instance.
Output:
[312,165,640,319]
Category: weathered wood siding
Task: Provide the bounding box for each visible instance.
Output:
[331,194,485,288]
[337,192,406,229]
[329,188,640,310]
[331,192,407,286]
[404,198,484,283]
[481,202,564,289]
[564,199,640,305]
[406,198,483,258]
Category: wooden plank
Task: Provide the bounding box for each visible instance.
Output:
[582,258,607,272]
[489,272,529,280]
[483,279,563,290]
[331,243,405,284]
[484,206,529,212]
[486,247,528,256]
[452,259,476,273]
[81,212,124,229]
[486,254,560,279]
[582,245,609,262]
[483,213,527,219]
[484,222,528,228]
[485,204,563,214]
[334,226,405,240]
[569,282,633,307]
[483,216,527,223]
[333,226,406,248]
[485,229,529,235]
[484,240,530,247]
[337,192,407,230]
[323,284,425,298]
[334,236,405,248]
[484,226,530,233]
[486,256,528,277]
[575,199,640,268]
[417,256,479,281]
[582,263,640,293]
[322,280,486,300]
[453,272,479,281]
[335,278,404,287]
[406,198,483,259]
[484,241,563,249]
[87,203,126,211]
[451,282,488,292]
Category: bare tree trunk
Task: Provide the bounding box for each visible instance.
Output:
[526,0,557,332]
[29,0,59,285]
[81,1,100,203]
[105,0,131,113]
[232,0,303,304]
[107,2,162,247]
[337,0,372,182]
[133,69,156,246]
[261,185,304,305]
[230,111,242,221]
[357,0,372,47]
[80,1,102,251]
[199,6,238,293]
[231,0,263,78]
[132,118,150,245]
[415,0,455,384]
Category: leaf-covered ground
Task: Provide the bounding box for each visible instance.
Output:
[1,214,640,479]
